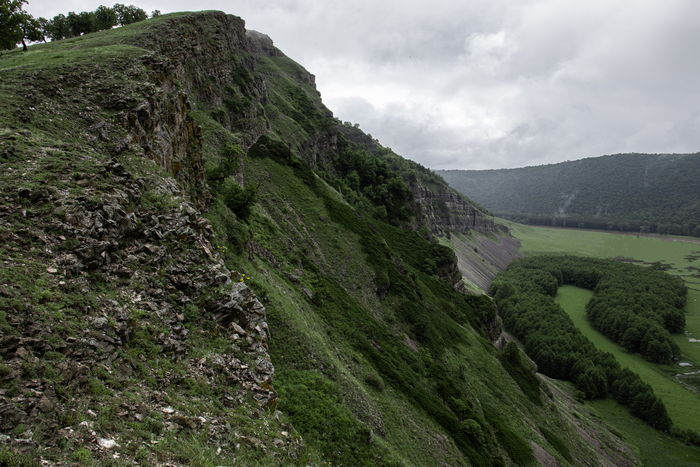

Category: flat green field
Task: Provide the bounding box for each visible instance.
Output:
[505,222,700,284]
[554,285,700,433]
[504,221,700,431]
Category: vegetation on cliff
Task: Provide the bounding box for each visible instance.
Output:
[339,123,495,236]
[0,10,643,466]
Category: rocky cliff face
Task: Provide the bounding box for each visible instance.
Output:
[111,12,273,210]
[0,152,290,462]
[136,12,270,149]
[117,12,341,204]
[0,12,643,467]
[247,30,285,58]
[248,30,339,171]
[119,84,209,210]
[409,184,499,235]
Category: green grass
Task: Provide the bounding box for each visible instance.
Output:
[495,221,700,460]
[507,221,700,345]
[0,447,42,467]
[0,11,193,67]
[0,43,146,72]
[242,250,472,467]
[245,152,655,465]
[506,221,700,455]
[0,13,204,71]
[588,398,700,467]
[554,285,700,433]
[240,151,582,466]
[679,288,700,365]
[256,53,331,150]
[537,425,573,463]
[505,221,700,279]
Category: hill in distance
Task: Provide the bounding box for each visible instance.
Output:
[437,153,700,235]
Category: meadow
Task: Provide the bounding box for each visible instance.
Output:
[554,286,700,432]
[506,224,700,357]
[503,221,700,459]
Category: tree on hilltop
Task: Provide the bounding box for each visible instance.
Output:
[113,3,146,26]
[66,10,95,36]
[43,4,149,41]
[0,0,41,50]
[93,5,118,30]
[2,1,153,48]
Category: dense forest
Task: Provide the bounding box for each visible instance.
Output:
[490,256,690,435]
[437,153,700,235]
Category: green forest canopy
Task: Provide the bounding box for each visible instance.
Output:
[490,255,688,432]
[437,153,700,235]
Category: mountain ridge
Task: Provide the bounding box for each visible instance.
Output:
[0,11,640,466]
[437,152,700,235]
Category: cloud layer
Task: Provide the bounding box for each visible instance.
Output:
[27,0,700,169]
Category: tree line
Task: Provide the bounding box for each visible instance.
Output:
[499,214,700,237]
[490,255,689,432]
[437,153,700,236]
[1,0,156,50]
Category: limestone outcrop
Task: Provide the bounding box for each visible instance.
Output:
[109,13,271,211]
[136,12,269,150]
[409,184,499,235]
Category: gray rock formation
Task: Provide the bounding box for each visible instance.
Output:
[0,158,278,452]
[409,184,499,235]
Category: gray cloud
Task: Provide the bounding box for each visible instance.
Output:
[26,0,700,169]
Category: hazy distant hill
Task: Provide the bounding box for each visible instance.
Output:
[437,153,700,235]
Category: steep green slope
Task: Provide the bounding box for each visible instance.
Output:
[0,11,639,466]
[437,153,700,235]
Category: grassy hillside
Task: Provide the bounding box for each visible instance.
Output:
[437,153,700,235]
[0,11,640,466]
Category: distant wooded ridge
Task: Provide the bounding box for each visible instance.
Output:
[437,153,700,236]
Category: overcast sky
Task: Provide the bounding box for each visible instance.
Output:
[26,0,700,170]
